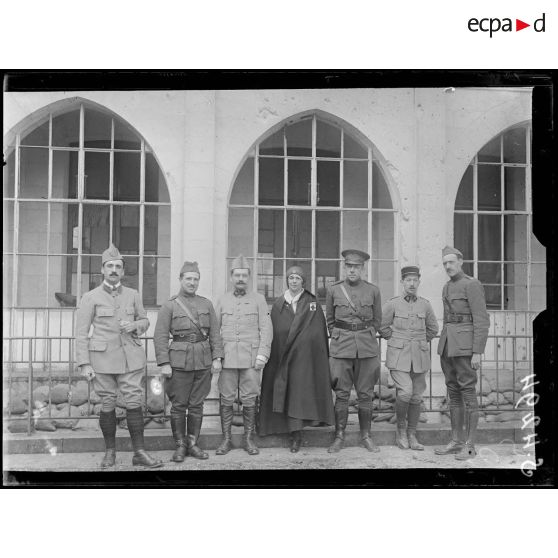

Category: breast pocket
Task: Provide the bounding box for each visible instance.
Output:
[394,310,409,330]
[171,311,190,329]
[198,310,210,329]
[449,296,470,314]
[96,307,114,318]
[409,312,426,331]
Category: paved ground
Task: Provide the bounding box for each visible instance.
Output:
[4,442,534,471]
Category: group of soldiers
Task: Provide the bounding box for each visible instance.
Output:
[76,244,489,468]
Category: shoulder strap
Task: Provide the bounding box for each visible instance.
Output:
[174,297,208,339]
[339,284,358,312]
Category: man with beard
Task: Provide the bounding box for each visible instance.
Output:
[75,244,162,469]
[214,255,273,455]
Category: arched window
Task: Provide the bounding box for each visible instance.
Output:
[454,123,545,312]
[3,103,171,309]
[228,114,396,303]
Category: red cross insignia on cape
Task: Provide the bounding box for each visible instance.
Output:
[309,302,317,311]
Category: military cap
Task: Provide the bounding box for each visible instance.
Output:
[442,245,463,259]
[102,243,123,265]
[230,254,251,272]
[341,249,370,265]
[180,261,200,276]
[286,265,306,286]
[401,265,420,279]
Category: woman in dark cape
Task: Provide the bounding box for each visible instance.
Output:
[259,266,334,452]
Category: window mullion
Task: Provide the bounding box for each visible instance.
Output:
[12,134,21,310]
[368,148,373,282]
[526,125,532,309]
[76,105,85,303]
[254,145,260,284]
[138,138,146,299]
[473,156,478,278]
[311,116,317,291]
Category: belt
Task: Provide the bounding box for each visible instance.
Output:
[334,320,374,331]
[446,314,473,323]
[173,333,207,343]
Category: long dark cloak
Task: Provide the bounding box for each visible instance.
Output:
[259,290,334,435]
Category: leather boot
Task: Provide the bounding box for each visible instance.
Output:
[243,406,259,455]
[359,407,380,453]
[455,408,479,460]
[328,406,348,453]
[407,402,424,451]
[170,413,187,462]
[127,407,163,468]
[99,410,117,468]
[435,406,465,455]
[395,398,410,450]
[215,405,234,455]
[290,430,302,453]
[186,414,209,460]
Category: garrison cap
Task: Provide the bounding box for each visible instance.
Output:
[286,265,306,286]
[102,243,123,265]
[230,254,251,273]
[442,245,463,259]
[401,265,420,279]
[341,249,370,265]
[180,261,200,276]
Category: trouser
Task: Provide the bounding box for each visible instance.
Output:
[218,367,261,408]
[390,368,427,404]
[440,347,479,412]
[165,368,212,418]
[93,369,144,412]
[329,356,380,412]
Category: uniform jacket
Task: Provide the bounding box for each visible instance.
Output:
[153,291,224,371]
[325,279,382,359]
[75,284,149,374]
[437,272,490,358]
[380,295,438,373]
[215,291,273,369]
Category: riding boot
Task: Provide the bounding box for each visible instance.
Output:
[127,407,163,468]
[328,406,348,453]
[99,410,117,468]
[215,405,234,455]
[243,405,259,455]
[435,406,465,455]
[170,413,187,462]
[406,402,424,451]
[359,407,380,453]
[394,398,410,450]
[290,430,302,453]
[455,407,479,460]
[186,413,209,460]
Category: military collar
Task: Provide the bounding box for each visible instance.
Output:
[179,288,197,298]
[103,281,122,294]
[233,289,247,297]
[450,271,465,282]
[404,294,417,303]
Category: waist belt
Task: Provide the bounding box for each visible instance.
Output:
[446,314,473,323]
[334,320,374,331]
[173,332,207,343]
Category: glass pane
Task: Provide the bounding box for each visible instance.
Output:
[258,158,284,205]
[49,255,78,307]
[145,205,171,256]
[114,119,140,150]
[74,255,100,297]
[83,205,110,254]
[258,209,283,258]
[372,162,392,209]
[286,119,311,156]
[484,286,502,310]
[84,109,112,149]
[21,118,49,147]
[286,210,311,258]
[257,259,283,302]
[229,157,254,205]
[478,263,501,285]
[454,213,474,261]
[228,207,254,257]
[287,159,311,205]
[316,212,340,258]
[121,256,139,290]
[478,215,501,261]
[530,231,545,262]
[51,150,73,198]
[316,260,339,303]
[478,136,501,163]
[113,205,140,254]
[344,133,367,159]
[84,151,110,200]
[455,166,473,210]
[344,161,368,208]
[503,127,526,164]
[504,264,528,311]
[529,263,546,313]
[462,261,474,276]
[260,129,284,156]
[504,215,528,261]
[316,121,340,158]
[504,167,526,210]
[342,211,368,253]
[286,259,311,289]
[478,165,501,210]
[48,202,78,254]
[3,255,13,306]
[3,150,15,198]
[3,201,14,253]
[144,256,170,306]
[372,212,394,259]
[52,109,80,148]
[317,160,339,206]
[18,202,48,253]
[114,152,141,201]
[17,255,48,307]
[20,147,49,199]
[145,152,170,203]
[371,261,395,300]
[67,151,79,199]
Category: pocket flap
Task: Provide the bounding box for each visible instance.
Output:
[96,307,114,317]
[388,338,405,349]
[420,340,429,351]
[417,312,425,318]
[169,341,188,350]
[394,311,409,318]
[88,340,107,351]
[331,328,340,340]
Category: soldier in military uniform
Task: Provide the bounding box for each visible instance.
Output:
[435,246,490,460]
[75,244,162,469]
[153,261,224,461]
[326,249,382,453]
[214,255,273,456]
[380,266,438,450]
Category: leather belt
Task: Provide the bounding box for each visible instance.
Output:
[447,314,473,323]
[173,333,207,343]
[334,320,374,331]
